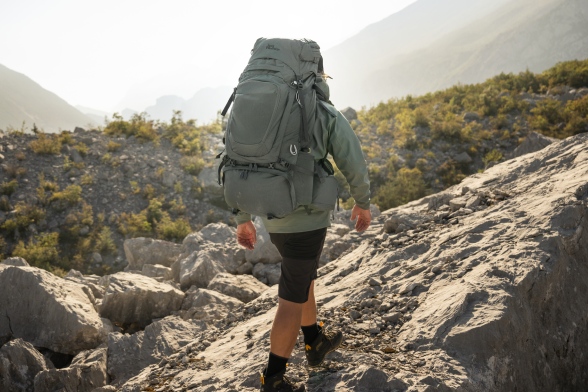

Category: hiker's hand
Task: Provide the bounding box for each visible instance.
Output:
[351,205,371,232]
[237,221,256,250]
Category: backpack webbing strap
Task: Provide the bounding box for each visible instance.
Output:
[295,77,310,148]
[221,87,237,117]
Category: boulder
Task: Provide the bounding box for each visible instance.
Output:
[123,237,182,270]
[0,338,53,392]
[107,316,206,385]
[178,250,226,289]
[330,223,351,237]
[340,107,358,121]
[141,264,172,280]
[243,219,282,265]
[383,211,432,233]
[33,348,108,392]
[454,152,472,164]
[98,272,184,327]
[180,287,243,321]
[463,112,480,122]
[197,243,246,274]
[198,222,235,244]
[0,267,110,355]
[512,131,557,158]
[1,256,29,267]
[328,240,353,260]
[65,269,105,301]
[252,263,281,286]
[448,196,468,211]
[207,272,269,303]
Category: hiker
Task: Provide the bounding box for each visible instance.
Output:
[219,38,371,392]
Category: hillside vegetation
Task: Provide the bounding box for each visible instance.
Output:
[338,59,588,210]
[1,60,587,276]
[0,112,227,276]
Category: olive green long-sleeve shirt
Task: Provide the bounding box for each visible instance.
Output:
[236,100,370,233]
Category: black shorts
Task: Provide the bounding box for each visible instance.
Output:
[269,228,327,303]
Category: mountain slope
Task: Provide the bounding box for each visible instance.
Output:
[0,64,93,133]
[326,0,588,109]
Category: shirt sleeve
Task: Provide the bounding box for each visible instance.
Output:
[235,211,252,225]
[327,110,371,210]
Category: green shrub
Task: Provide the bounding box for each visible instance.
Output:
[63,203,94,240]
[1,202,46,235]
[3,164,27,179]
[51,185,82,206]
[12,232,60,270]
[130,181,141,194]
[29,133,62,154]
[155,213,191,242]
[483,149,503,168]
[373,167,427,211]
[94,226,116,253]
[107,140,122,152]
[0,179,18,195]
[58,131,74,145]
[80,174,94,185]
[180,156,205,176]
[118,211,152,237]
[0,196,10,212]
[74,142,89,156]
[104,112,159,143]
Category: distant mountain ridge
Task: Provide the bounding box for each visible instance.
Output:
[325,0,588,109]
[0,64,93,133]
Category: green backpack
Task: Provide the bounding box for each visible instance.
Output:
[218,37,337,219]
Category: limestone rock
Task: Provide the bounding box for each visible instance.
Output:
[245,218,281,264]
[512,131,557,158]
[448,196,468,211]
[65,269,105,301]
[0,338,53,392]
[180,287,243,321]
[178,250,226,289]
[329,240,353,260]
[34,348,108,392]
[340,107,358,121]
[0,267,109,355]
[330,223,351,237]
[141,264,172,280]
[463,112,480,122]
[1,256,29,267]
[207,272,268,303]
[123,237,182,270]
[252,262,281,286]
[454,152,472,164]
[383,211,432,233]
[99,272,184,327]
[107,316,206,385]
[198,222,235,244]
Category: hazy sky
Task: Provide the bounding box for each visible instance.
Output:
[0,0,417,112]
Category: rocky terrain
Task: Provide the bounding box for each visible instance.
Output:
[0,125,231,273]
[1,129,586,391]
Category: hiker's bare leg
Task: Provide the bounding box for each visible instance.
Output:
[270,298,303,357]
[301,280,316,326]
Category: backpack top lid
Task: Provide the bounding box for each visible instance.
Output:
[249,38,321,76]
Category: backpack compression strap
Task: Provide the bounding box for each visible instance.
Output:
[221,87,237,117]
[294,77,310,149]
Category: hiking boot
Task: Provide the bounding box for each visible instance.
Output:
[305,324,343,367]
[260,368,305,392]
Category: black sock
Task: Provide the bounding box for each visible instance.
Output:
[266,352,288,377]
[302,323,322,345]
